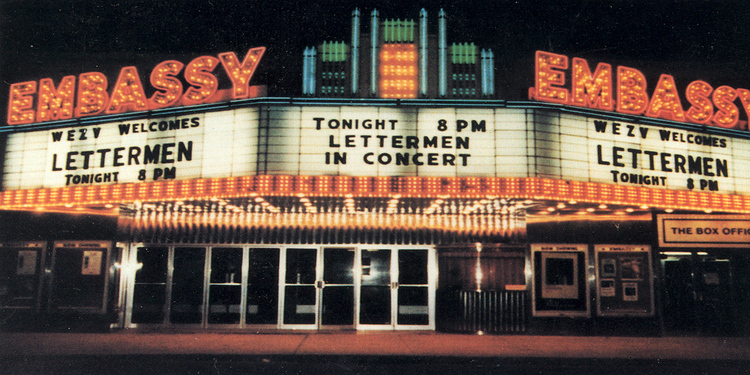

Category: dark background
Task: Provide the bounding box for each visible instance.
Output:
[2,0,750,116]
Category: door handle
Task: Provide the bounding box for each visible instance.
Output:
[391,282,399,289]
[317,280,324,289]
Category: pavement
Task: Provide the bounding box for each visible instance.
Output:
[0,330,748,360]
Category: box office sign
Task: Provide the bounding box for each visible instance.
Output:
[658,214,750,248]
[595,245,654,317]
[531,244,590,318]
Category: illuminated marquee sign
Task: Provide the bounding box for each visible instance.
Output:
[2,108,260,190]
[7,47,265,126]
[5,104,750,197]
[529,50,750,131]
[270,106,496,178]
[586,118,741,193]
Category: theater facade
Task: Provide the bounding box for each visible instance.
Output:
[1,9,749,336]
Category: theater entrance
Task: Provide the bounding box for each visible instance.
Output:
[124,245,435,330]
[280,247,435,330]
[661,251,749,336]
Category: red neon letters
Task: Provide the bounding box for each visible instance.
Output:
[530,50,747,130]
[7,47,265,126]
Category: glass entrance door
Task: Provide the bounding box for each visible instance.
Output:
[282,248,318,327]
[246,248,279,325]
[207,248,243,325]
[170,247,206,325]
[320,248,355,327]
[357,248,434,330]
[359,249,392,327]
[131,246,169,324]
[281,247,355,329]
[396,250,431,327]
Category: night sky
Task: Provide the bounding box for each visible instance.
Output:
[2,0,750,115]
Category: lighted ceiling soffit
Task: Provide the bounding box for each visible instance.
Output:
[117,196,527,234]
[525,201,654,223]
[122,196,527,217]
[17,196,662,222]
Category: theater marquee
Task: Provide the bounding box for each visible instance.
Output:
[4,105,750,195]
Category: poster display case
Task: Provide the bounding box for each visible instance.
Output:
[595,245,654,317]
[0,242,46,310]
[49,241,112,314]
[531,244,589,318]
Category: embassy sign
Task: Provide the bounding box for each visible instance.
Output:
[529,50,750,131]
[6,48,265,126]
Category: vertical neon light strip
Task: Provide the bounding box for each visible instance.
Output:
[488,49,495,96]
[481,50,487,95]
[370,9,379,96]
[351,9,360,95]
[302,48,311,94]
[481,49,495,96]
[438,9,447,97]
[419,9,428,97]
[475,243,483,292]
[302,47,316,95]
[302,48,307,94]
[310,47,316,95]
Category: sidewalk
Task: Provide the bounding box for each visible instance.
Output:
[1,331,748,360]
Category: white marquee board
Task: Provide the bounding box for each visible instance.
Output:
[4,105,750,197]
